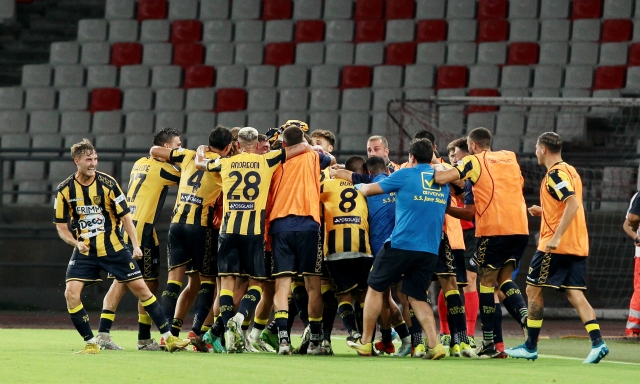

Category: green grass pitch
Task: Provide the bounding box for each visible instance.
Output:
[1,329,638,384]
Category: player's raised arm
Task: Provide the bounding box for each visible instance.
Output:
[446,203,475,222]
[149,145,173,161]
[434,163,462,184]
[354,182,385,197]
[331,168,354,182]
[195,145,216,171]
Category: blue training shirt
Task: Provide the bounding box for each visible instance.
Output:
[378,164,449,254]
[366,173,396,255]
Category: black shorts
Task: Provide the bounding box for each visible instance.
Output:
[218,233,266,279]
[367,242,437,302]
[434,235,468,287]
[108,229,160,280]
[473,234,528,270]
[271,231,323,277]
[66,248,142,286]
[326,256,373,295]
[463,228,478,273]
[167,223,214,276]
[264,250,274,282]
[526,250,587,290]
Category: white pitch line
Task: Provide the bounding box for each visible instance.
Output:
[539,354,640,366]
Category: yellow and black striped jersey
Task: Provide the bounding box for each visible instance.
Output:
[170,148,222,227]
[320,178,372,260]
[53,171,129,257]
[123,157,181,246]
[206,149,286,235]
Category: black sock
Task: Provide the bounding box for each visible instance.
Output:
[309,317,322,346]
[219,289,235,330]
[338,301,358,336]
[69,304,94,341]
[98,309,115,333]
[141,296,171,334]
[292,283,309,326]
[409,308,423,347]
[393,321,410,340]
[445,290,468,345]
[171,318,183,336]
[191,281,215,336]
[160,280,182,324]
[212,316,225,337]
[526,318,542,350]
[266,319,278,334]
[253,317,268,331]
[287,295,298,333]
[355,301,364,333]
[479,285,496,342]
[321,286,338,342]
[275,310,290,344]
[493,303,503,344]
[585,319,603,346]
[500,280,528,323]
[138,313,152,340]
[238,286,262,319]
[381,328,392,344]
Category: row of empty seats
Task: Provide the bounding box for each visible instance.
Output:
[104,0,640,22]
[77,18,640,44]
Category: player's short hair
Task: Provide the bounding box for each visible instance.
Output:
[409,138,434,164]
[538,132,563,153]
[310,129,336,147]
[414,130,435,146]
[153,127,181,146]
[304,133,313,145]
[283,126,305,145]
[447,137,468,154]
[366,156,387,174]
[345,156,367,174]
[258,134,268,142]
[237,127,259,144]
[70,138,95,159]
[467,127,492,149]
[368,135,389,148]
[209,126,233,150]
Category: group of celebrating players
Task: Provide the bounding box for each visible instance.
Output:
[53,119,610,363]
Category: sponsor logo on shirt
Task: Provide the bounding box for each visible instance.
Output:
[229,202,255,210]
[76,205,102,215]
[180,193,203,205]
[114,194,126,204]
[333,216,361,225]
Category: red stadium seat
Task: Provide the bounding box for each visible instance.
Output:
[601,19,633,42]
[466,89,500,113]
[137,0,167,21]
[478,19,509,42]
[264,43,295,66]
[416,20,447,42]
[110,43,142,67]
[385,0,415,19]
[263,0,292,20]
[507,42,539,65]
[215,88,247,112]
[173,43,204,69]
[571,0,603,19]
[341,66,373,88]
[629,44,640,66]
[593,66,626,89]
[386,43,416,65]
[477,0,507,19]
[355,0,384,20]
[295,20,325,42]
[355,20,386,43]
[90,88,122,113]
[171,20,203,44]
[436,66,468,89]
[184,65,215,89]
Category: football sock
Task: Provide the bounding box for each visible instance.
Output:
[266,319,278,334]
[464,291,479,336]
[493,303,503,344]
[381,328,392,344]
[393,321,410,340]
[525,318,542,350]
[309,317,323,346]
[499,280,528,322]
[98,309,115,333]
[69,304,94,342]
[321,285,338,342]
[191,281,215,336]
[409,308,423,347]
[251,317,269,340]
[479,284,496,342]
[138,313,152,340]
[160,280,182,324]
[355,302,364,333]
[219,289,235,330]
[171,318,183,336]
[238,286,262,320]
[446,290,468,345]
[291,282,309,327]
[438,291,450,334]
[275,310,290,345]
[287,295,297,333]
[201,324,211,333]
[585,319,603,347]
[338,301,357,336]
[211,316,225,338]
[141,295,171,334]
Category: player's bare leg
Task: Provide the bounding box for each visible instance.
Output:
[171,273,200,336]
[304,275,324,353]
[96,280,127,350]
[274,275,293,354]
[250,281,276,352]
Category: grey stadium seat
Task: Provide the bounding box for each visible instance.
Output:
[24,88,56,110]
[155,88,185,111]
[109,19,140,42]
[53,65,85,88]
[187,112,216,134]
[22,64,52,87]
[125,112,155,134]
[58,88,89,111]
[185,88,215,111]
[81,42,111,65]
[310,65,339,88]
[169,0,198,20]
[246,66,277,88]
[105,0,135,20]
[339,112,370,136]
[92,111,123,134]
[0,111,27,133]
[28,111,59,133]
[119,65,151,88]
[140,20,170,42]
[155,112,185,132]
[86,65,118,88]
[77,19,108,42]
[60,112,91,134]
[200,0,230,20]
[50,42,79,65]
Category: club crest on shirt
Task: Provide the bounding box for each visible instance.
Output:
[93,195,102,205]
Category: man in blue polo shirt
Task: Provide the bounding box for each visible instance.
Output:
[346,138,448,360]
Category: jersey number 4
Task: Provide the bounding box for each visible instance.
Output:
[227,171,261,201]
[187,170,204,193]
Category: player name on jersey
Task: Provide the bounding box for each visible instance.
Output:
[231,161,260,169]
